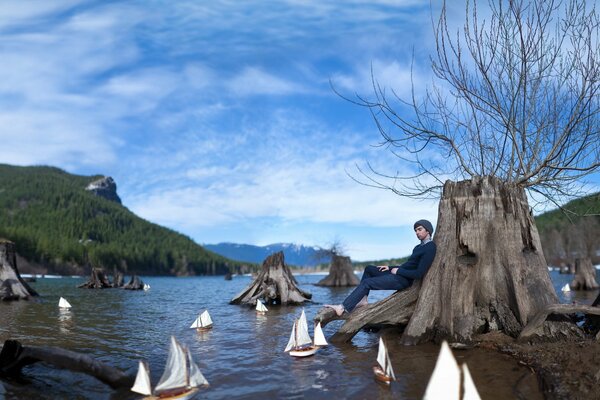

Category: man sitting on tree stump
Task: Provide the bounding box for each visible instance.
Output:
[325,220,436,316]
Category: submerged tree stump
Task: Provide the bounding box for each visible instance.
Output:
[122,275,144,290]
[78,268,113,289]
[571,258,599,290]
[112,271,124,288]
[230,251,311,305]
[0,240,38,300]
[316,255,359,287]
[0,339,133,389]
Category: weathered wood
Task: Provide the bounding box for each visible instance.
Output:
[315,282,420,342]
[112,271,124,288]
[0,340,134,389]
[0,240,38,300]
[230,251,311,305]
[571,258,599,290]
[315,255,359,287]
[77,268,112,289]
[401,177,574,345]
[518,304,600,341]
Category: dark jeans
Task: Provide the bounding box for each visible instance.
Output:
[342,265,411,312]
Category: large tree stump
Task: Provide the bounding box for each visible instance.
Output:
[0,240,38,300]
[315,255,359,287]
[230,251,311,305]
[77,268,113,289]
[0,339,133,389]
[315,282,420,342]
[401,177,577,344]
[571,258,599,290]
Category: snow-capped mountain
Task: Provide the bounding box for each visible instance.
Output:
[203,242,330,267]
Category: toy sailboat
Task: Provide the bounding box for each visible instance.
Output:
[143,283,151,291]
[131,336,209,400]
[423,341,481,400]
[284,309,328,357]
[561,283,571,292]
[373,337,396,384]
[58,297,72,309]
[255,300,268,315]
[190,310,213,331]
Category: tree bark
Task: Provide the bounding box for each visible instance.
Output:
[0,240,38,300]
[571,258,599,290]
[0,340,133,389]
[316,255,359,287]
[230,251,311,305]
[400,176,575,344]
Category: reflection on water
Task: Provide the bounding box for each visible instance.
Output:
[0,271,595,399]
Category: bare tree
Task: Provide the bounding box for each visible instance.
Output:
[328,0,600,344]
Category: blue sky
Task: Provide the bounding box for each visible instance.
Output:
[0,0,546,261]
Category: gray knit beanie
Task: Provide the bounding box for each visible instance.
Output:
[414,219,434,235]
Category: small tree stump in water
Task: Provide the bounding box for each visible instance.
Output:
[112,271,124,288]
[230,251,311,305]
[315,255,359,287]
[122,275,144,290]
[0,240,38,300]
[0,339,133,389]
[571,258,599,290]
[78,268,113,289]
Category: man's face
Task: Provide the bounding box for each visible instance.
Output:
[415,225,429,240]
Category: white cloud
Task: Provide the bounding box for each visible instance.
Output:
[228,67,305,96]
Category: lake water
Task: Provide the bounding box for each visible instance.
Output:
[0,270,597,399]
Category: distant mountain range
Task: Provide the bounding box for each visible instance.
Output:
[203,242,330,267]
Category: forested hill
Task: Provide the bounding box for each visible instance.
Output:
[535,192,600,265]
[0,164,244,276]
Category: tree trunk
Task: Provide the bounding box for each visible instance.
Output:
[0,240,38,300]
[571,258,599,290]
[230,251,311,305]
[77,268,113,289]
[316,255,359,287]
[0,340,133,389]
[402,176,574,344]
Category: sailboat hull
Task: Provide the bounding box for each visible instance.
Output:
[142,387,200,400]
[195,326,212,332]
[373,365,393,384]
[289,345,319,357]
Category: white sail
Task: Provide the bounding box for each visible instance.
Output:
[313,322,328,346]
[200,310,213,327]
[284,320,298,352]
[186,348,209,388]
[256,300,268,312]
[295,310,312,347]
[155,336,188,393]
[58,297,71,309]
[423,341,460,400]
[462,364,481,400]
[376,338,395,380]
[561,283,571,292]
[130,360,152,396]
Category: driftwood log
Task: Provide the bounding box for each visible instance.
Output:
[571,258,599,290]
[230,251,311,305]
[0,340,134,389]
[78,268,113,289]
[315,255,359,287]
[315,282,420,342]
[0,240,38,300]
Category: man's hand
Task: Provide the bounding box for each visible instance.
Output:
[377,265,389,271]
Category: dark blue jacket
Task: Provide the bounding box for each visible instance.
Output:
[392,241,436,281]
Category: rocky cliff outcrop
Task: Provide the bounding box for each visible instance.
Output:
[85,176,122,204]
